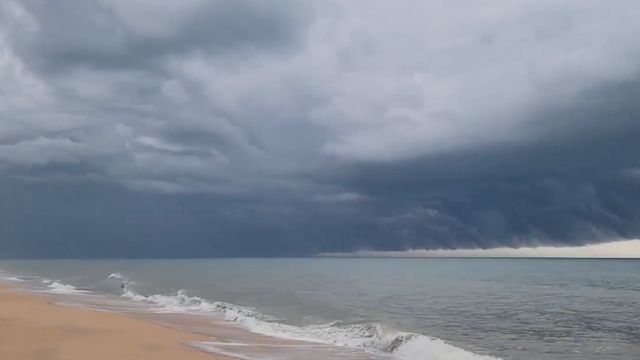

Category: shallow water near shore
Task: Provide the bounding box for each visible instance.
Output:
[1,258,639,359]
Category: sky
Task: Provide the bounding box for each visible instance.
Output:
[1,1,640,258]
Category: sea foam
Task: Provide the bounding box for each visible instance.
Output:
[121,287,500,360]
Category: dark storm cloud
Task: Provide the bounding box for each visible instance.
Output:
[327,79,640,249]
[13,0,308,72]
[1,0,640,257]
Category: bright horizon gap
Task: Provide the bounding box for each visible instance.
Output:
[320,239,640,258]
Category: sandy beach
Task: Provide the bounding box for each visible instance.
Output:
[0,284,229,360]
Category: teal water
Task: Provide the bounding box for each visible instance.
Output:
[1,258,639,359]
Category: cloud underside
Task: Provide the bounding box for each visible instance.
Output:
[1,1,640,257]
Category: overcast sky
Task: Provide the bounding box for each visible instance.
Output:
[1,1,640,257]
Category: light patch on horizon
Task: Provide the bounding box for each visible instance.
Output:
[322,240,640,258]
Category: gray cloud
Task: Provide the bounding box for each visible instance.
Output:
[1,0,640,257]
[12,0,309,72]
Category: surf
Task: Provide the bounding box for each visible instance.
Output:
[120,283,500,360]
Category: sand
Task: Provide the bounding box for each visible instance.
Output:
[0,284,230,360]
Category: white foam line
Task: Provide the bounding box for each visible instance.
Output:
[45,281,91,295]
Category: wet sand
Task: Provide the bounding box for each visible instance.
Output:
[0,284,231,360]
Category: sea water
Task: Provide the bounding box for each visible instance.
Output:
[1,258,639,359]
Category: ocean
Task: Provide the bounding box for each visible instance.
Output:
[1,258,638,359]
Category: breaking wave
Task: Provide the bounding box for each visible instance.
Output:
[46,281,90,294]
[121,287,500,360]
[121,288,276,321]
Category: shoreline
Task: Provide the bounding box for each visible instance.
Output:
[0,283,232,360]
[0,276,392,360]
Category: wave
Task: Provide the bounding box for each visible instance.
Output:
[46,281,90,294]
[121,288,276,321]
[121,287,500,360]
[108,273,124,280]
[0,270,24,282]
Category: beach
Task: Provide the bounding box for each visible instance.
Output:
[1,258,639,359]
[0,284,229,360]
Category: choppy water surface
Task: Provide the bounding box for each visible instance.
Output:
[1,258,639,359]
